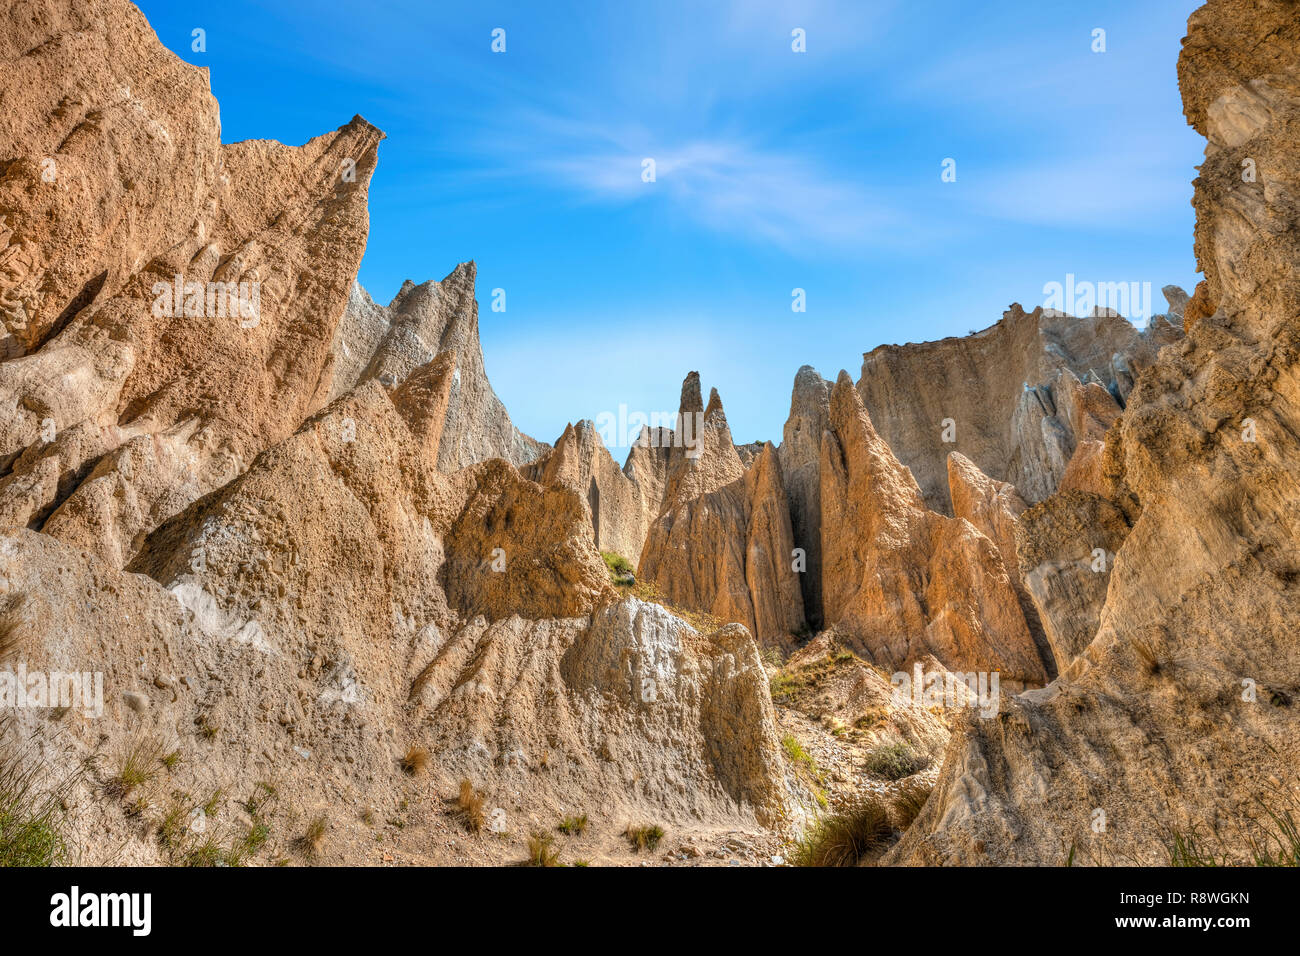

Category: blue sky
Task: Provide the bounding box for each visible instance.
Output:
[138,0,1204,448]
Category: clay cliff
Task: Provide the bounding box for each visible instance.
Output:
[0,0,803,867]
[330,269,546,471]
[892,0,1300,864]
[3,0,1296,870]
[857,304,1182,513]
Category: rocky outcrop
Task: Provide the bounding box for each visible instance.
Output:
[523,420,650,564]
[329,269,546,472]
[0,0,802,869]
[820,371,1049,687]
[1014,490,1132,671]
[946,452,1053,676]
[857,305,1182,513]
[638,375,805,647]
[778,365,832,628]
[0,0,384,571]
[893,0,1300,865]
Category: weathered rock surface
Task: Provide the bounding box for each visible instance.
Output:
[778,366,832,628]
[523,420,649,564]
[857,305,1182,512]
[946,452,1053,676]
[893,0,1300,865]
[0,0,802,868]
[330,268,546,472]
[820,371,1050,687]
[639,376,805,647]
[0,0,384,572]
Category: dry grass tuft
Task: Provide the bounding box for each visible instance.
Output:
[525,830,562,866]
[625,824,664,853]
[457,778,486,832]
[106,734,165,799]
[891,780,934,830]
[793,797,893,866]
[400,745,430,776]
[558,813,588,836]
[302,814,328,857]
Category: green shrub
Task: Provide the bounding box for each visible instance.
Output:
[863,741,929,781]
[793,799,893,867]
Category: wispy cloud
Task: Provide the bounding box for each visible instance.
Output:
[531,133,902,248]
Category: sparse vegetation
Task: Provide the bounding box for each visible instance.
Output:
[457,778,486,832]
[781,733,828,807]
[400,745,430,776]
[242,780,278,817]
[195,714,219,741]
[0,720,71,866]
[627,580,722,633]
[891,780,934,829]
[863,741,929,781]
[601,551,635,584]
[768,644,863,704]
[107,734,165,799]
[301,814,328,857]
[558,813,588,836]
[161,749,182,771]
[625,824,664,852]
[793,797,893,866]
[525,830,562,866]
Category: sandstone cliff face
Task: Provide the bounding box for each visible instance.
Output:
[893,0,1300,865]
[330,269,546,472]
[0,0,384,573]
[778,366,832,628]
[820,371,1050,687]
[857,305,1182,513]
[0,0,804,867]
[523,420,650,564]
[946,451,1053,677]
[638,375,805,647]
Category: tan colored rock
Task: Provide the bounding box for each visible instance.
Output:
[1014,490,1132,670]
[820,371,1048,687]
[0,0,220,355]
[523,419,650,564]
[857,304,1181,512]
[946,451,1053,676]
[390,349,457,469]
[639,377,804,647]
[0,0,384,569]
[893,0,1300,865]
[444,457,610,622]
[777,365,832,628]
[329,267,546,472]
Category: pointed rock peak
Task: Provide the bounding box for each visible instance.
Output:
[679,371,703,416]
[704,386,726,423]
[443,260,476,285]
[344,114,386,139]
[390,348,458,465]
[791,365,830,401]
[946,450,1018,506]
[829,369,864,416]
